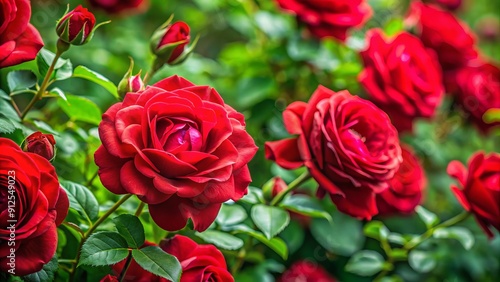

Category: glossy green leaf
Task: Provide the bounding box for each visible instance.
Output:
[132,246,182,282]
[251,204,290,239]
[415,206,439,228]
[57,94,102,125]
[195,230,244,250]
[60,180,99,222]
[239,186,264,204]
[113,214,145,248]
[408,250,436,273]
[36,48,73,80]
[231,224,288,260]
[79,232,129,266]
[280,195,332,221]
[72,66,118,98]
[22,256,58,282]
[216,204,247,226]
[7,70,37,91]
[345,250,386,276]
[433,227,475,250]
[364,221,390,241]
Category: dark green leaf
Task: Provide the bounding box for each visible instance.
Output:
[0,118,16,134]
[60,180,99,222]
[0,90,9,100]
[22,256,58,282]
[279,220,305,255]
[231,224,288,260]
[79,231,129,266]
[0,99,21,121]
[132,246,182,282]
[408,250,436,273]
[216,204,247,226]
[57,94,102,125]
[72,66,118,98]
[195,230,244,250]
[113,214,145,248]
[251,204,290,239]
[280,195,332,221]
[433,227,475,250]
[345,250,386,276]
[7,70,37,91]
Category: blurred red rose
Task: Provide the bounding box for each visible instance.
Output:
[151,21,191,64]
[408,2,477,72]
[376,146,426,216]
[88,0,148,14]
[279,260,336,282]
[0,0,44,68]
[95,75,257,232]
[448,152,500,237]
[275,0,372,41]
[0,138,69,276]
[56,5,96,45]
[265,86,402,220]
[431,0,462,11]
[452,61,500,132]
[359,29,444,132]
[160,235,233,282]
[24,131,56,161]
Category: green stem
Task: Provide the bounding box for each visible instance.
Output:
[85,170,99,187]
[135,201,146,217]
[231,237,253,275]
[119,252,133,282]
[69,194,133,281]
[404,211,471,250]
[58,259,77,264]
[270,171,311,206]
[20,50,62,121]
[143,59,163,85]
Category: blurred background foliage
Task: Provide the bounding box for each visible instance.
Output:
[2,0,499,281]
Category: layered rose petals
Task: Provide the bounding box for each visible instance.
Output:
[95,75,257,232]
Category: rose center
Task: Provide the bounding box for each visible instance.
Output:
[164,124,202,152]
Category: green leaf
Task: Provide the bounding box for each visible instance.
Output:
[0,89,9,100]
[79,231,129,266]
[72,66,118,98]
[57,94,102,125]
[279,220,305,255]
[132,246,182,282]
[22,256,58,282]
[0,118,16,134]
[36,48,73,81]
[311,212,364,256]
[239,186,264,204]
[49,87,68,102]
[280,195,332,221]
[195,230,244,250]
[433,227,475,250]
[251,204,290,239]
[60,180,99,222]
[483,108,500,123]
[7,70,37,91]
[364,221,389,241]
[387,233,407,245]
[408,250,436,273]
[33,120,59,135]
[216,204,247,226]
[345,250,386,276]
[231,224,288,260]
[384,18,404,36]
[113,214,145,248]
[0,99,21,121]
[415,206,439,228]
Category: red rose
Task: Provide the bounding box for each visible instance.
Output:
[23,131,56,161]
[359,29,444,132]
[447,152,500,237]
[265,86,402,220]
[160,235,233,282]
[279,260,336,282]
[88,0,148,14]
[56,5,96,45]
[275,0,372,41]
[452,61,500,133]
[431,0,462,11]
[0,0,44,68]
[100,275,119,282]
[0,138,69,276]
[150,21,191,65]
[408,2,477,71]
[95,75,257,231]
[376,146,426,216]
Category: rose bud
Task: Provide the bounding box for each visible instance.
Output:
[23,131,56,161]
[117,60,145,97]
[448,152,500,238]
[263,176,288,201]
[56,5,101,46]
[150,17,196,66]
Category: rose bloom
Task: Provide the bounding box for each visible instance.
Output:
[95,75,257,232]
[0,138,69,276]
[275,0,372,41]
[448,152,500,237]
[88,0,149,15]
[112,236,233,282]
[431,0,463,11]
[408,2,477,71]
[265,86,402,220]
[452,60,500,133]
[376,146,426,216]
[279,260,336,282]
[0,0,44,68]
[24,131,56,161]
[359,29,444,132]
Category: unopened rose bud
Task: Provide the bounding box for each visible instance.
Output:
[118,60,145,97]
[263,177,287,202]
[150,18,195,66]
[24,132,56,161]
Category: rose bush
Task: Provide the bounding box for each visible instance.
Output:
[359,29,444,132]
[275,0,372,41]
[265,86,402,219]
[0,0,43,68]
[376,146,426,216]
[95,75,258,231]
[0,138,68,276]
[448,152,500,237]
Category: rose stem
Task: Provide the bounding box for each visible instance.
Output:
[270,171,311,206]
[118,252,133,282]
